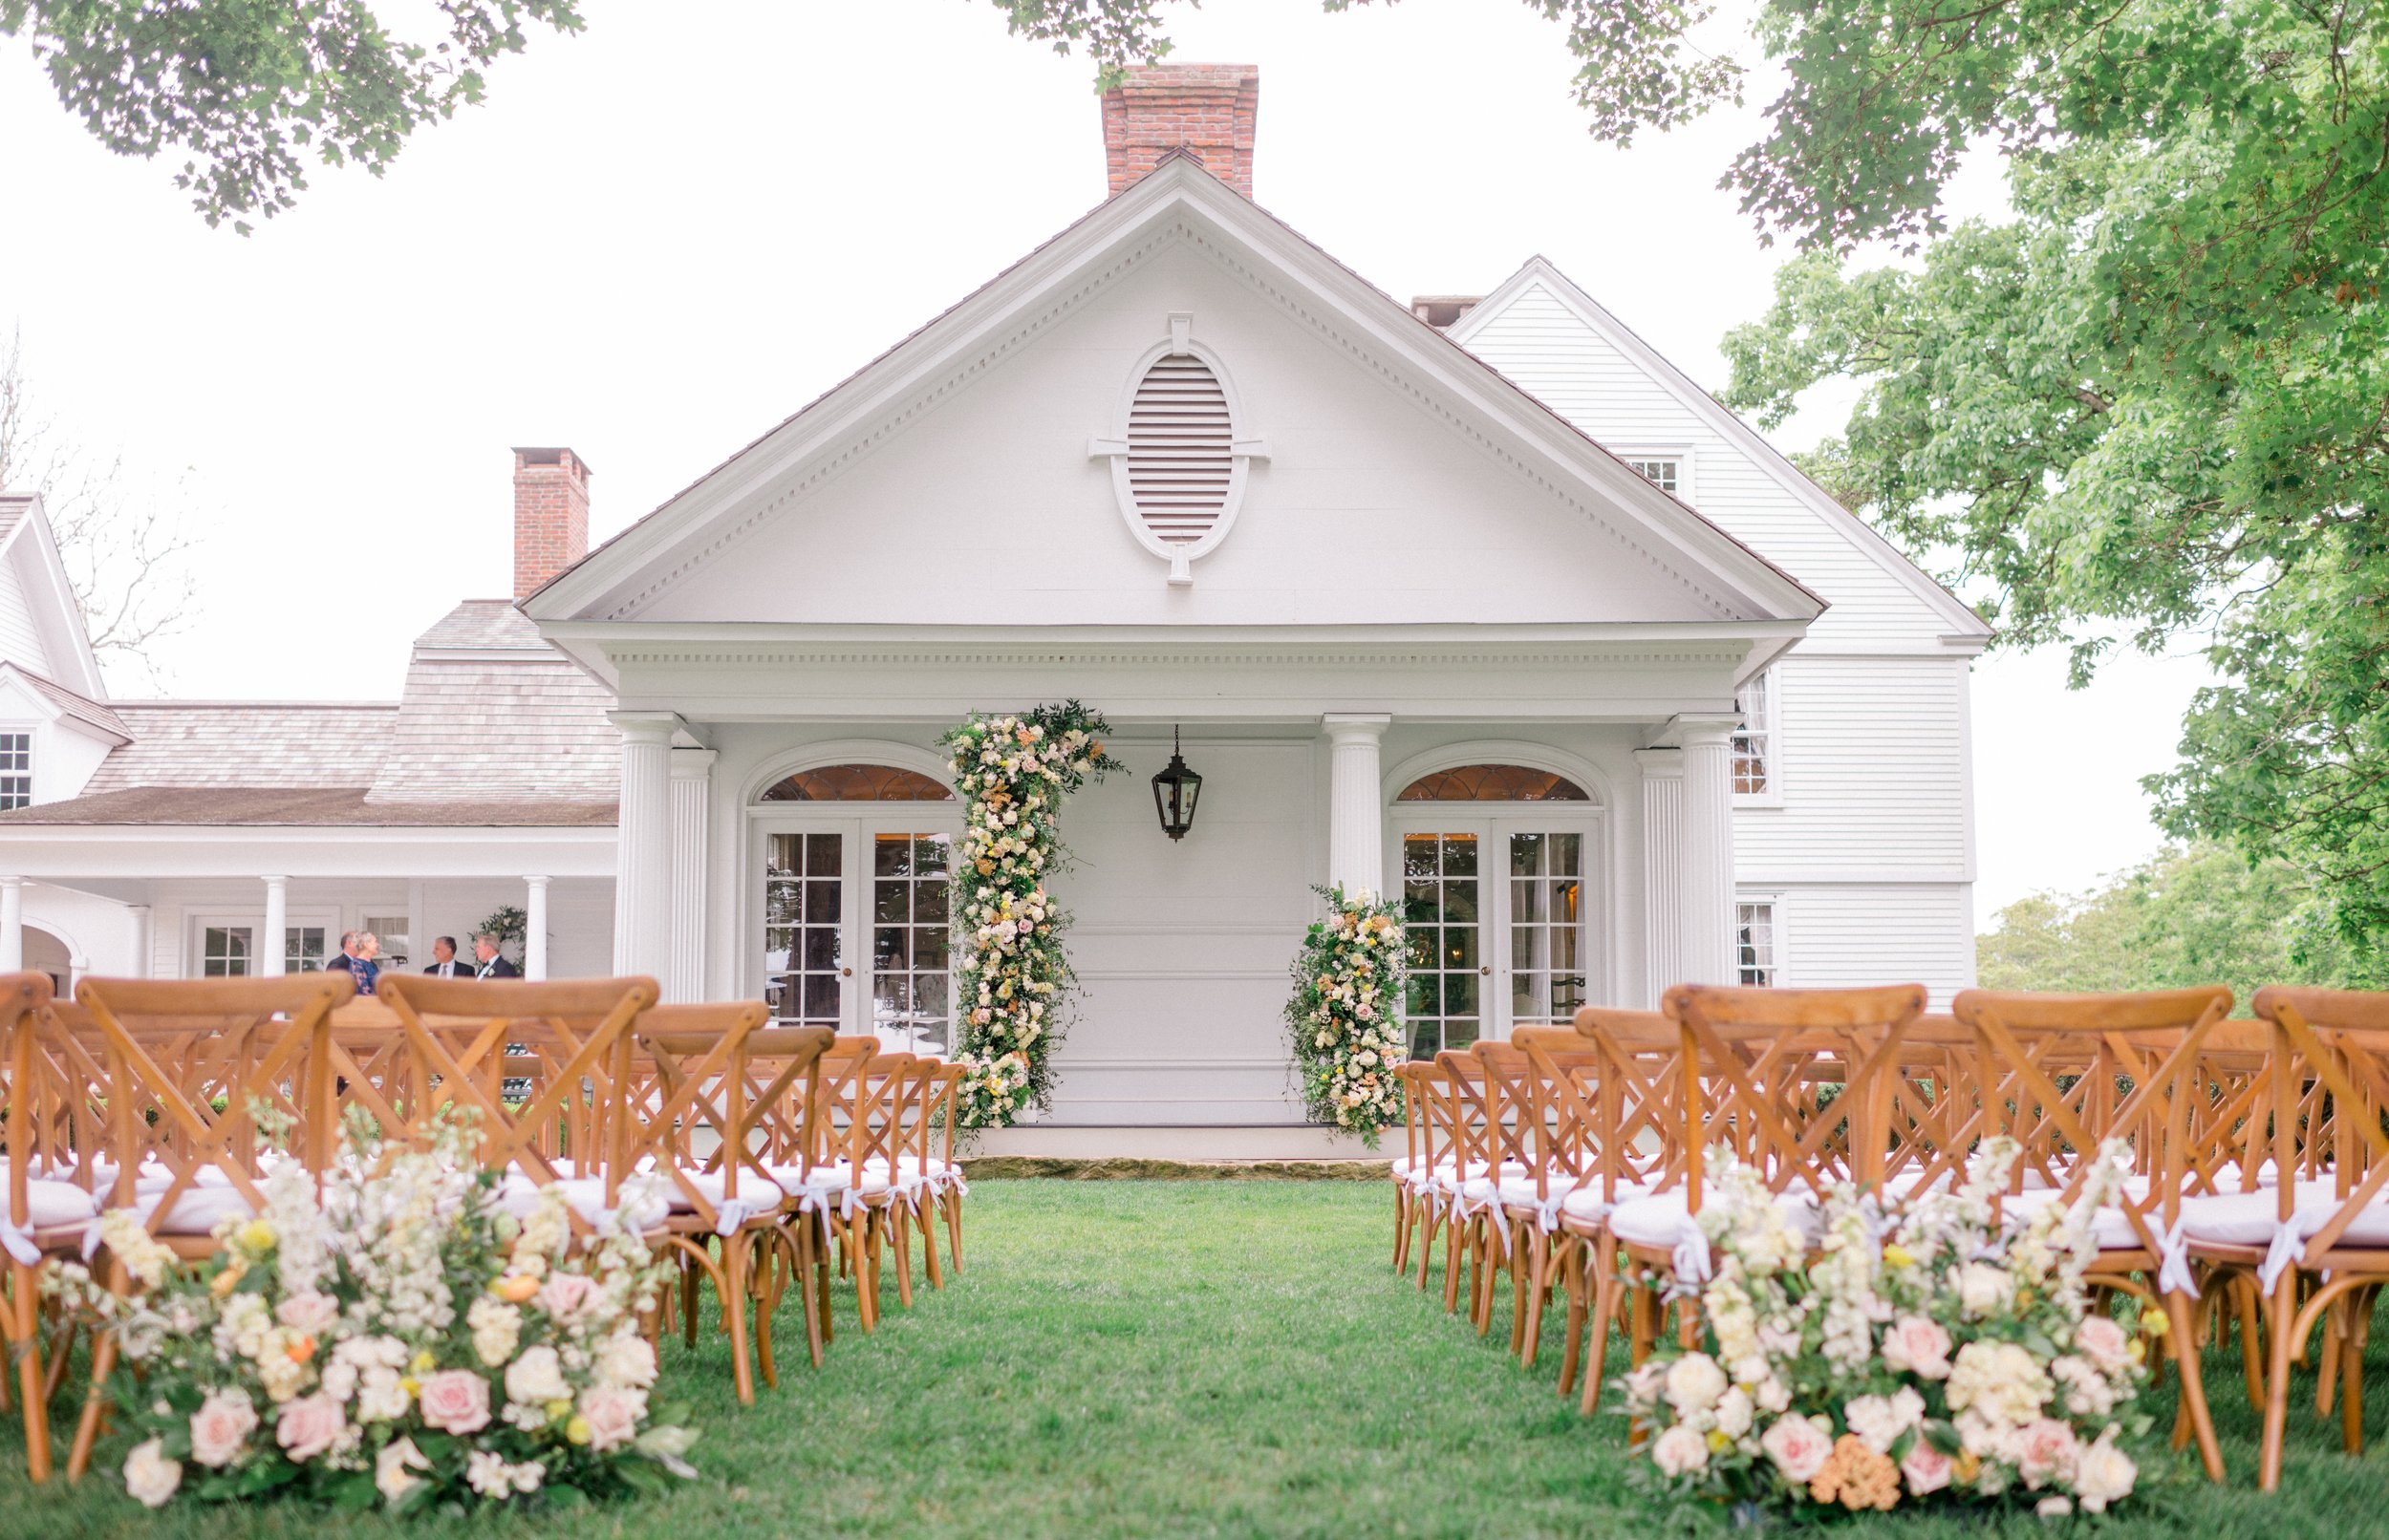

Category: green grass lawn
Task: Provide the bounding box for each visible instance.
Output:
[2,1180,2385,1537]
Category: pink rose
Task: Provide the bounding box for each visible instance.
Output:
[417,1370,492,1435]
[577,1385,643,1451]
[1902,1441,1954,1496]
[2015,1417,2079,1488]
[536,1272,602,1320]
[1882,1315,1954,1380]
[275,1291,341,1337]
[2075,1315,2130,1372]
[273,1393,347,1463]
[188,1391,257,1468]
[1760,1415,1834,1482]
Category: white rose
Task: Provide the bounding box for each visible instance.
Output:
[504,1344,571,1407]
[1663,1352,1728,1414]
[1650,1422,1711,1477]
[1713,1386,1754,1438]
[1754,1378,1792,1414]
[376,1436,431,1506]
[1958,1262,2012,1317]
[2072,1435,2137,1512]
[123,1436,182,1508]
[596,1332,658,1389]
[1842,1393,1905,1455]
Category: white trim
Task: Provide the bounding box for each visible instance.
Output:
[1611,446,1694,505]
[1378,738,1615,811]
[1448,257,1988,641]
[1731,892,1783,988]
[1088,319,1268,586]
[739,738,956,806]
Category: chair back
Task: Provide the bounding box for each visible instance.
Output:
[1510,1024,1603,1204]
[1569,1007,1684,1202]
[2249,986,2389,1256]
[629,1002,827,1228]
[0,972,59,1228]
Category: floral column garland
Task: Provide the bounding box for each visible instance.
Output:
[1283,883,1408,1145]
[940,701,1119,1128]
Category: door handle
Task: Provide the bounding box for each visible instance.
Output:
[1479,966,1492,976]
[841,967,853,977]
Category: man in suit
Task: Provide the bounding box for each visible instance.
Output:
[423,936,469,978]
[324,930,380,995]
[471,934,521,980]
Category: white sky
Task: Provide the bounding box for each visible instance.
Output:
[0,0,2206,919]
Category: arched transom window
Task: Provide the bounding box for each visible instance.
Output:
[760,764,954,802]
[1397,764,1589,802]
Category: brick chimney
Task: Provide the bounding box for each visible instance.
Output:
[511,446,591,599]
[1101,63,1259,199]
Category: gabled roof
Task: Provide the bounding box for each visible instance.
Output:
[0,491,110,697]
[1448,257,1990,642]
[0,661,130,742]
[363,601,617,803]
[524,153,1825,631]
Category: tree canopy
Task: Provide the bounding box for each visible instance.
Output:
[1975,844,2386,1009]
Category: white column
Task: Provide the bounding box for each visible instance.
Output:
[1323,714,1391,900]
[1676,714,1740,987]
[129,904,152,979]
[0,876,21,973]
[524,876,551,982]
[1635,747,1686,1008]
[610,712,678,981]
[260,875,288,976]
[667,749,716,1003]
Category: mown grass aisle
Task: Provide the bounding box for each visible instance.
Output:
[2,1181,2385,1537]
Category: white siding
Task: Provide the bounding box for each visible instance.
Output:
[1774,884,1976,1007]
[1735,655,1969,876]
[1457,280,1955,645]
[0,555,54,675]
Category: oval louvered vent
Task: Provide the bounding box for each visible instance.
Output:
[1125,354,1234,545]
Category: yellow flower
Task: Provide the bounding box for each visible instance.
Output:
[2140,1308,2169,1339]
[398,1377,420,1397]
[566,1416,592,1445]
[1708,1430,1733,1453]
[411,1350,438,1375]
[1882,1243,1915,1269]
[237,1218,276,1252]
[546,1399,573,1422]
[2126,1338,2147,1364]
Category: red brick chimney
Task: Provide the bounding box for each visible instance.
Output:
[511,446,591,599]
[1101,63,1259,199]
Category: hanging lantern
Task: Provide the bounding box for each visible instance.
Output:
[1151,725,1203,842]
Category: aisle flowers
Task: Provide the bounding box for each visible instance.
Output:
[1625,1138,2152,1518]
[1282,884,1407,1144]
[940,701,1120,1127]
[58,1108,698,1513]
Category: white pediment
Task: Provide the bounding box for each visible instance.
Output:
[527,160,1822,637]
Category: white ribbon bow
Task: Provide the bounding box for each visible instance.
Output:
[2154,1219,2200,1298]
[1668,1214,1711,1297]
[712,1196,761,1238]
[0,1217,39,1268]
[2258,1217,2309,1293]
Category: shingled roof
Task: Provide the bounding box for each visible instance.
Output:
[82,702,398,793]
[364,601,617,803]
[0,785,614,826]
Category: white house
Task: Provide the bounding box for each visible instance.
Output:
[0,65,1987,1148]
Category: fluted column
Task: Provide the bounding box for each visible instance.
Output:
[667,748,716,1002]
[1676,715,1739,986]
[0,877,21,973]
[1323,714,1391,900]
[129,904,151,979]
[524,876,550,982]
[610,712,678,981]
[260,875,288,976]
[1635,747,1685,1007]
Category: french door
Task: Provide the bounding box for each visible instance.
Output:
[761,818,958,1051]
[1393,818,1600,1060]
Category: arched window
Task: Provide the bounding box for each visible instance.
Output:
[760,764,954,802]
[1396,764,1589,802]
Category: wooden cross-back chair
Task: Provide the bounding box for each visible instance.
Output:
[1553,1006,1683,1416]
[789,1036,881,1337]
[1879,1015,1986,1202]
[65,973,357,1481]
[2181,987,2389,1490]
[0,971,70,1483]
[1389,1059,1431,1274]
[1949,985,2233,1481]
[371,974,658,1234]
[1462,1042,1542,1342]
[907,1061,969,1289]
[1401,1059,1463,1293]
[628,1004,829,1404]
[1502,1025,1604,1375]
[1432,1048,1505,1321]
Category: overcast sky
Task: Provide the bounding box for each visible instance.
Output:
[0,0,2210,917]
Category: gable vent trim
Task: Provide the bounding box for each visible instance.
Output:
[1090,311,1268,586]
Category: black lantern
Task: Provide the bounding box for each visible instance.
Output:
[1151,725,1203,841]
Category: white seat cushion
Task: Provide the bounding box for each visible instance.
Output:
[495,1176,669,1232]
[136,1185,257,1236]
[1558,1181,1648,1225]
[17,1178,99,1231]
[2177,1182,2389,1250]
[1496,1173,1579,1208]
[1608,1187,1821,1251]
[662,1169,793,1212]
[1997,1188,2147,1251]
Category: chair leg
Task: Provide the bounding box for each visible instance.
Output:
[943,1190,964,1275]
[1519,1226,1549,1366]
[753,1232,781,1392]
[1581,1242,1622,1419]
[2260,1274,2300,1493]
[1556,1242,1587,1401]
[65,1324,118,1482]
[2341,1285,2373,1455]
[892,1204,916,1311]
[2164,1289,2225,1481]
[921,1196,945,1291]
[720,1239,755,1408]
[1391,1183,1409,1271]
[2317,1301,2343,1418]
[2235,1273,2267,1411]
[679,1251,700,1349]
[9,1260,49,1482]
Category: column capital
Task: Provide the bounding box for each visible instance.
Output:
[259,873,289,886]
[669,747,720,779]
[1633,746,1686,778]
[1322,712,1392,742]
[1649,712,1740,751]
[607,710,683,745]
[523,874,552,889]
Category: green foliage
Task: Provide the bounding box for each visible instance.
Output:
[1,0,584,231]
[1976,843,2389,1010]
[1282,884,1406,1145]
[478,904,527,956]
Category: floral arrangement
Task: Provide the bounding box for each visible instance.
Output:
[1624,1139,2151,1519]
[939,701,1120,1128]
[1282,884,1407,1145]
[61,1109,698,1512]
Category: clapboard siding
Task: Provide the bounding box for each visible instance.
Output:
[1776,884,1975,1007]
[1458,282,1954,645]
[1735,655,1969,872]
[0,556,54,676]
